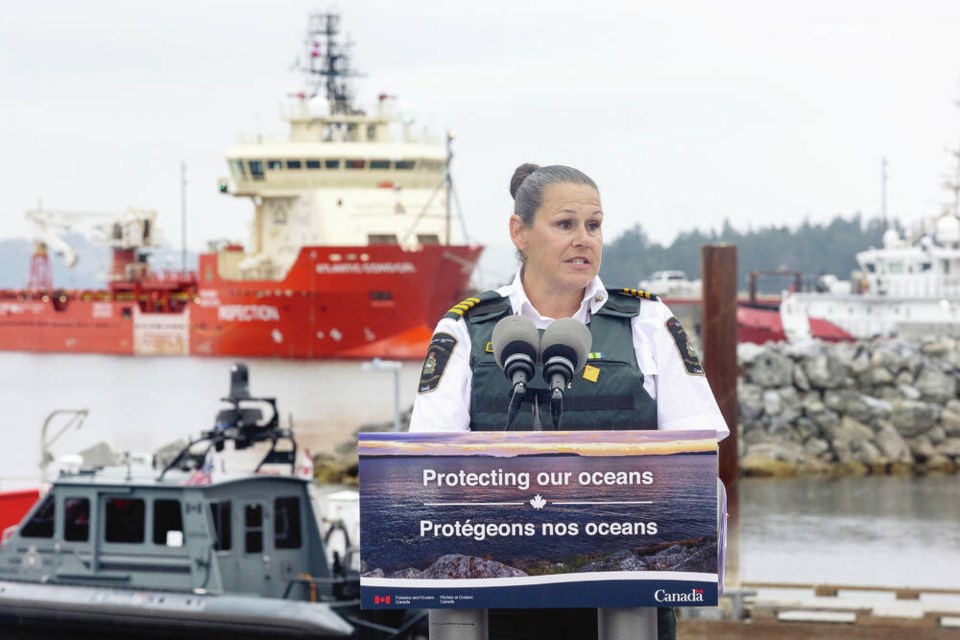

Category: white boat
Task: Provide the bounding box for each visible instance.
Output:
[780,212,960,341]
[638,270,702,298]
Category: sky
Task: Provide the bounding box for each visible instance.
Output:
[5,0,960,279]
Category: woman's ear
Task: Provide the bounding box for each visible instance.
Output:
[509,214,527,253]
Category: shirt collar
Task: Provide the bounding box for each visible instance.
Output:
[502,270,607,328]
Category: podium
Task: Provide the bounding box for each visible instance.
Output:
[358,430,726,639]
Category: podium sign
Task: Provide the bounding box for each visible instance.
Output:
[359,430,718,610]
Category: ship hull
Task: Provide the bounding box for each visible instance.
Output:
[780,292,960,342]
[0,244,482,360]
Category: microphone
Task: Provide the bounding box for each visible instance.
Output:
[491,316,540,429]
[540,318,592,429]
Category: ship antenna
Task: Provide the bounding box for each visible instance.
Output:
[180,161,188,275]
[302,11,361,115]
[880,155,888,226]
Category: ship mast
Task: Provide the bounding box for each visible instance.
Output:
[302,12,360,115]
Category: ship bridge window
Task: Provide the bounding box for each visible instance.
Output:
[370,159,391,170]
[64,497,90,542]
[418,234,440,245]
[325,159,341,169]
[274,497,302,549]
[888,261,904,274]
[864,262,876,274]
[286,160,302,170]
[422,160,445,172]
[920,262,932,272]
[249,160,265,181]
[368,234,398,245]
[20,495,55,539]
[153,499,184,546]
[245,503,264,553]
[395,160,416,170]
[346,159,367,170]
[229,159,246,180]
[105,498,145,544]
[306,159,322,170]
[208,500,232,551]
[267,159,283,170]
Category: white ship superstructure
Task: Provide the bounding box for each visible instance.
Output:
[218,12,461,281]
[781,212,960,340]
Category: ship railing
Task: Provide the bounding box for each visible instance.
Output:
[236,133,288,145]
[150,270,198,283]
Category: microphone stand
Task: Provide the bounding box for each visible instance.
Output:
[549,388,563,430]
[504,388,551,431]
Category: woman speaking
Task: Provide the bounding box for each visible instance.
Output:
[409,163,729,639]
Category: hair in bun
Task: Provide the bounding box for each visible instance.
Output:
[509,163,541,199]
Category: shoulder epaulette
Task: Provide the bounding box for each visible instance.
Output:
[443,290,504,320]
[613,287,660,302]
[598,287,658,317]
[620,287,660,300]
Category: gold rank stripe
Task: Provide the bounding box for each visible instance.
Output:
[446,296,482,316]
[622,287,656,299]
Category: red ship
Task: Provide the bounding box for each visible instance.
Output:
[0,12,482,360]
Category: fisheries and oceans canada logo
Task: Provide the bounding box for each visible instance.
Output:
[654,588,704,603]
[373,595,391,605]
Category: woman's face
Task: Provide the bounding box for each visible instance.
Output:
[510,182,603,297]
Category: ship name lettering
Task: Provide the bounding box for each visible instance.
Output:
[217,305,281,322]
[315,262,416,275]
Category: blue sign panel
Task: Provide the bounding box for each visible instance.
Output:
[359,430,718,609]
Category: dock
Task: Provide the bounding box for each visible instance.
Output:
[679,582,960,639]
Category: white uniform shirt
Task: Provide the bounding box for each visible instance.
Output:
[409,272,729,441]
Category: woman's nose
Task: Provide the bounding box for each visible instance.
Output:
[573,225,593,246]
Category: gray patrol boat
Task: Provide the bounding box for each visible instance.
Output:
[0,364,424,639]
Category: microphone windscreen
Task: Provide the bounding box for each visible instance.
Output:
[491,316,540,369]
[540,318,592,373]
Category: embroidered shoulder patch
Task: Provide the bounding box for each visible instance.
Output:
[666,316,704,375]
[418,332,458,393]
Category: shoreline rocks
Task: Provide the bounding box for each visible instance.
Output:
[739,337,960,477]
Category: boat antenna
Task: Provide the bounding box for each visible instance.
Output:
[302,11,360,115]
[953,143,960,217]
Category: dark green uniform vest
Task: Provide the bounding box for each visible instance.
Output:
[460,290,658,431]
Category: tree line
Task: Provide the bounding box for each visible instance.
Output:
[599,214,890,293]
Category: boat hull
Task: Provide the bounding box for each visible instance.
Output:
[0,580,354,638]
[0,244,482,360]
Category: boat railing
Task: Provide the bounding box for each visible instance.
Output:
[281,572,359,603]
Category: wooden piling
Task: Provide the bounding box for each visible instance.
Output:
[701,244,739,588]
